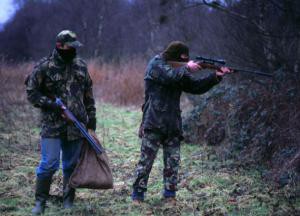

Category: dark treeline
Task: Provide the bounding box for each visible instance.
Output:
[0,0,299,75]
[1,0,300,187]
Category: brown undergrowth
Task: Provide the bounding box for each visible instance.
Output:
[183,71,300,190]
[87,58,145,106]
[0,58,145,151]
[0,61,299,215]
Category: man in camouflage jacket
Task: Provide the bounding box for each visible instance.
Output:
[25,30,96,214]
[132,41,231,203]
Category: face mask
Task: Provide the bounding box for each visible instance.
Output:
[56,47,76,62]
[163,52,189,62]
[178,54,189,62]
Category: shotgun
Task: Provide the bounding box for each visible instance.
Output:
[168,56,273,77]
[55,98,103,154]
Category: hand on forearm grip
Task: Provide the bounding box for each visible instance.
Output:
[216,66,232,76]
[43,99,63,112]
[44,98,71,123]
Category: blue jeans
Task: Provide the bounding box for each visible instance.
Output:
[36,138,83,179]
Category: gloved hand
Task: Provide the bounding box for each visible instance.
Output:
[43,99,62,112]
[87,118,96,131]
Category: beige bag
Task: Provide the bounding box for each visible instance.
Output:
[69,138,113,189]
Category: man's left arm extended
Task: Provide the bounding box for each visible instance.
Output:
[180,63,230,94]
[180,72,222,94]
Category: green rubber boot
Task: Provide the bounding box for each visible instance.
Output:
[32,177,52,215]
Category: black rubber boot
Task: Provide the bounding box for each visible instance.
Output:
[63,176,75,209]
[32,177,52,215]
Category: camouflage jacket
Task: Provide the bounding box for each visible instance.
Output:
[25,49,96,140]
[141,55,221,139]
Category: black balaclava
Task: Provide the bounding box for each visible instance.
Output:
[56,47,77,63]
[162,41,189,62]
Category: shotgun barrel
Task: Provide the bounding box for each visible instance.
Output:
[195,56,273,77]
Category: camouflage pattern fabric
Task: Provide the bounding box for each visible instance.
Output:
[133,54,222,193]
[56,30,83,48]
[141,54,221,139]
[133,132,181,192]
[25,49,96,141]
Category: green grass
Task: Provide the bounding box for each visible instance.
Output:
[0,103,299,215]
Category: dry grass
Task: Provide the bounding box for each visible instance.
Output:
[88,58,145,106]
[0,58,146,153]
[0,62,32,113]
[0,61,299,215]
[0,58,145,112]
[0,62,37,143]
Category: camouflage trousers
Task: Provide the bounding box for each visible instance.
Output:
[132,132,181,192]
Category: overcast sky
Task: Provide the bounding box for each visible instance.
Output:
[0,0,16,26]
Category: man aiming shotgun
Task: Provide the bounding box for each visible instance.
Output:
[25,30,97,214]
[131,41,231,203]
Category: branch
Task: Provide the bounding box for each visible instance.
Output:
[268,0,286,12]
[201,0,266,33]
[183,1,300,39]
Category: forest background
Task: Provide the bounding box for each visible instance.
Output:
[0,0,299,215]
